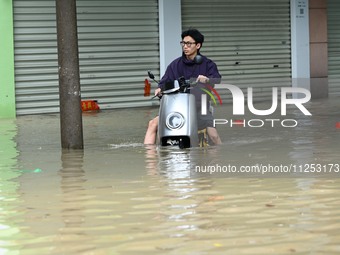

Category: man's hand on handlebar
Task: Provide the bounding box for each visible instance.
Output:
[154,88,162,97]
[196,75,210,84]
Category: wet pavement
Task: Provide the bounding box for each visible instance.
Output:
[0,95,340,254]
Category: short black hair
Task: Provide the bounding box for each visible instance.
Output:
[181,28,204,47]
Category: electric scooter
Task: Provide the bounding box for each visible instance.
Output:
[147,54,214,149]
[148,71,199,149]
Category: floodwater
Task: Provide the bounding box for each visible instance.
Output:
[1,95,340,254]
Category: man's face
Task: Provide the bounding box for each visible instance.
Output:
[182,36,201,59]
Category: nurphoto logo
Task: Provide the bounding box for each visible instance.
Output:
[201,84,312,128]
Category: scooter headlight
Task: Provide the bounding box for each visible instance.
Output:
[166,112,185,130]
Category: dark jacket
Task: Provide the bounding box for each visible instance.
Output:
[158,53,221,88]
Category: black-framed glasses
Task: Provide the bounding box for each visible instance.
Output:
[180,41,196,47]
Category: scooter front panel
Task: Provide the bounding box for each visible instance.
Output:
[158,93,199,147]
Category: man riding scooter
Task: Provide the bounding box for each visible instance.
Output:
[144,28,222,146]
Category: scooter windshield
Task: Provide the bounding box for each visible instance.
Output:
[162,80,180,94]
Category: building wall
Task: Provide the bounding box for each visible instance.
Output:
[0,0,16,118]
[309,0,328,99]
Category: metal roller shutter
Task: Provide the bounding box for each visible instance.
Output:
[181,0,291,102]
[328,0,340,95]
[13,0,159,115]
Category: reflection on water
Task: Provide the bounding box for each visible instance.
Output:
[0,119,21,254]
[0,96,339,254]
[57,150,93,254]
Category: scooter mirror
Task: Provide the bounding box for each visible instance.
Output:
[147,70,155,80]
[194,54,203,65]
[147,70,160,84]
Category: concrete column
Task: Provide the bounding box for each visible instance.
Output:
[309,0,328,99]
[56,0,84,149]
[158,0,182,76]
[290,0,310,96]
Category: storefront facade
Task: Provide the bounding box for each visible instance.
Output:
[0,0,338,117]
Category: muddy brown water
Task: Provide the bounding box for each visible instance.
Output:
[1,96,339,254]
